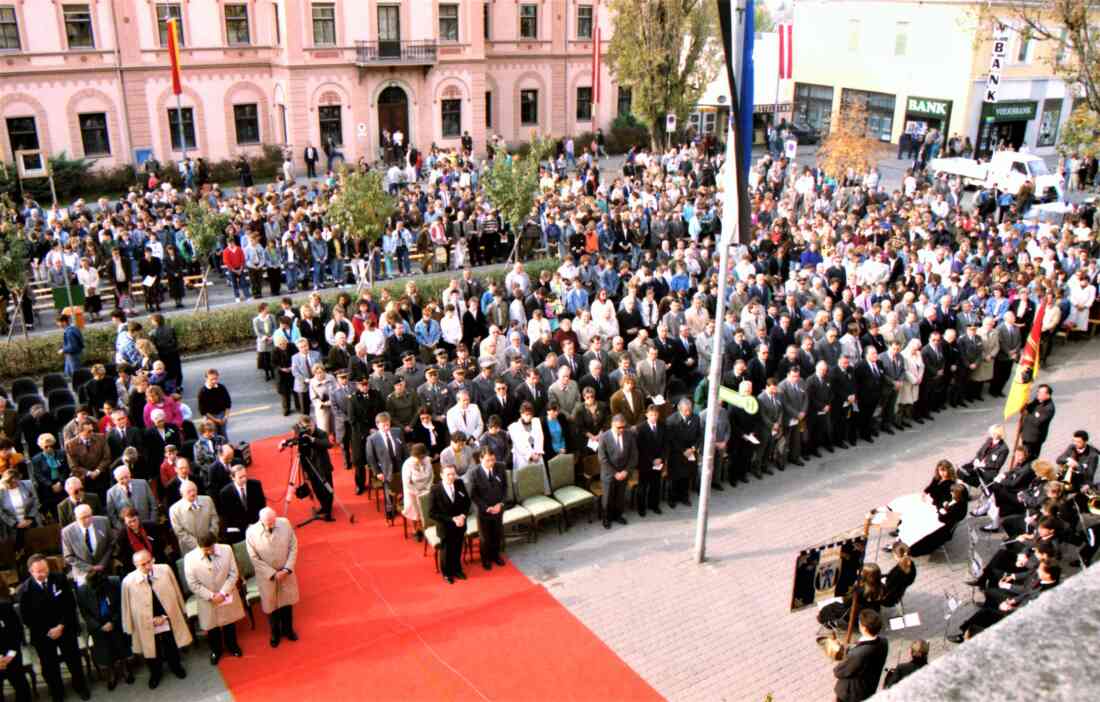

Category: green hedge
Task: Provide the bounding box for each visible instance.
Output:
[1,259,559,381]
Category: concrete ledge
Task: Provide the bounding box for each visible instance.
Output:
[874,562,1098,701]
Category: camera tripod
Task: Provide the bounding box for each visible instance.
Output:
[281,440,357,527]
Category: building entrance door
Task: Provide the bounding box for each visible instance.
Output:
[378,86,409,159]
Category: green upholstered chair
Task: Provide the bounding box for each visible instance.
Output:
[418,491,442,572]
[231,540,261,629]
[547,453,596,527]
[502,470,534,547]
[514,462,564,541]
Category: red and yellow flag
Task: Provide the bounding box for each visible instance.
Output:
[1003,300,1046,420]
[167,18,183,96]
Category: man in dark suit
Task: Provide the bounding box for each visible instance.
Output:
[105,410,143,461]
[17,555,91,701]
[513,368,546,417]
[635,405,666,516]
[365,412,406,518]
[756,379,785,471]
[142,412,180,486]
[217,465,266,543]
[1019,384,1055,460]
[469,447,508,571]
[303,143,319,178]
[664,398,701,508]
[0,599,31,701]
[481,379,518,427]
[879,341,906,431]
[428,465,471,584]
[670,326,701,384]
[597,414,638,529]
[578,360,613,404]
[853,347,884,442]
[348,377,384,494]
[806,361,834,454]
[161,457,205,511]
[832,609,888,702]
[829,356,858,449]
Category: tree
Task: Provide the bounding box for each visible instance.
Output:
[480,136,555,261]
[754,2,775,32]
[816,100,887,181]
[607,0,721,148]
[1058,104,1100,157]
[977,3,1100,156]
[183,200,230,311]
[325,168,395,289]
[0,195,30,339]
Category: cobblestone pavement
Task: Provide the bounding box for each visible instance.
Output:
[509,338,1100,702]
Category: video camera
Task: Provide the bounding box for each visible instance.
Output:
[278,418,315,451]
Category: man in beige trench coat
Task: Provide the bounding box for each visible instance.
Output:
[245,507,300,647]
[120,550,192,690]
[183,533,246,665]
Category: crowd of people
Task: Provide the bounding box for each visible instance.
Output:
[0,120,1098,699]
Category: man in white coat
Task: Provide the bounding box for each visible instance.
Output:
[121,550,192,690]
[1067,270,1096,332]
[183,533,246,665]
[245,507,300,647]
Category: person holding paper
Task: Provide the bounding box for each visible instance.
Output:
[665,398,701,508]
[121,550,191,689]
[246,508,301,647]
[17,555,91,701]
[183,533,245,665]
[217,464,266,544]
[635,405,667,516]
[597,415,637,529]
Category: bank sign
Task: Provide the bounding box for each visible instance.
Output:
[986,24,1011,102]
[906,97,950,118]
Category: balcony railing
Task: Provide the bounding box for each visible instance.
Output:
[355,40,438,66]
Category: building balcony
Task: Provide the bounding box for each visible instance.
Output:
[355,40,438,67]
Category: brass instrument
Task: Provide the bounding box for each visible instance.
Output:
[1085,487,1100,516]
[1061,461,1076,490]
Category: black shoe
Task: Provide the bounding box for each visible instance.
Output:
[482,561,492,571]
[864,436,875,444]
[964,579,981,587]
[322,514,336,522]
[667,501,676,509]
[149,674,161,690]
[271,635,281,648]
[882,428,895,435]
[210,652,222,665]
[444,576,455,584]
[285,629,299,642]
[947,634,965,644]
[761,468,774,476]
[740,475,751,484]
[125,671,135,685]
[78,688,91,701]
[712,483,724,491]
[615,516,628,526]
[835,442,848,450]
[494,558,506,567]
[108,676,118,691]
[229,646,243,657]
[825,446,835,454]
[415,531,423,542]
[791,460,805,467]
[172,666,187,679]
[809,450,822,459]
[355,487,366,495]
[638,510,646,517]
[455,571,468,581]
[603,520,612,529]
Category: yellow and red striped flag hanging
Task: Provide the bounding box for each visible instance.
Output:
[1003,300,1046,420]
[167,18,183,95]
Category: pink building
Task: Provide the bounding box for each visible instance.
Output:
[0,0,626,171]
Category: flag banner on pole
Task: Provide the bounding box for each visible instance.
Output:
[591,25,602,104]
[739,0,755,175]
[719,386,758,414]
[1003,300,1045,420]
[167,18,183,96]
[778,23,793,79]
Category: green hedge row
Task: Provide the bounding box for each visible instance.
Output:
[1,259,559,382]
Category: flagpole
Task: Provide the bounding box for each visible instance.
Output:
[694,1,742,565]
[773,27,781,132]
[175,92,188,162]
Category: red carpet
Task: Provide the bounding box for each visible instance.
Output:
[216,435,662,702]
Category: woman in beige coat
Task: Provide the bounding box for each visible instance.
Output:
[121,551,192,686]
[245,508,300,647]
[973,317,999,395]
[401,443,434,540]
[183,535,246,664]
[899,339,925,425]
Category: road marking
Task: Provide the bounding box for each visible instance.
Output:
[229,405,272,417]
